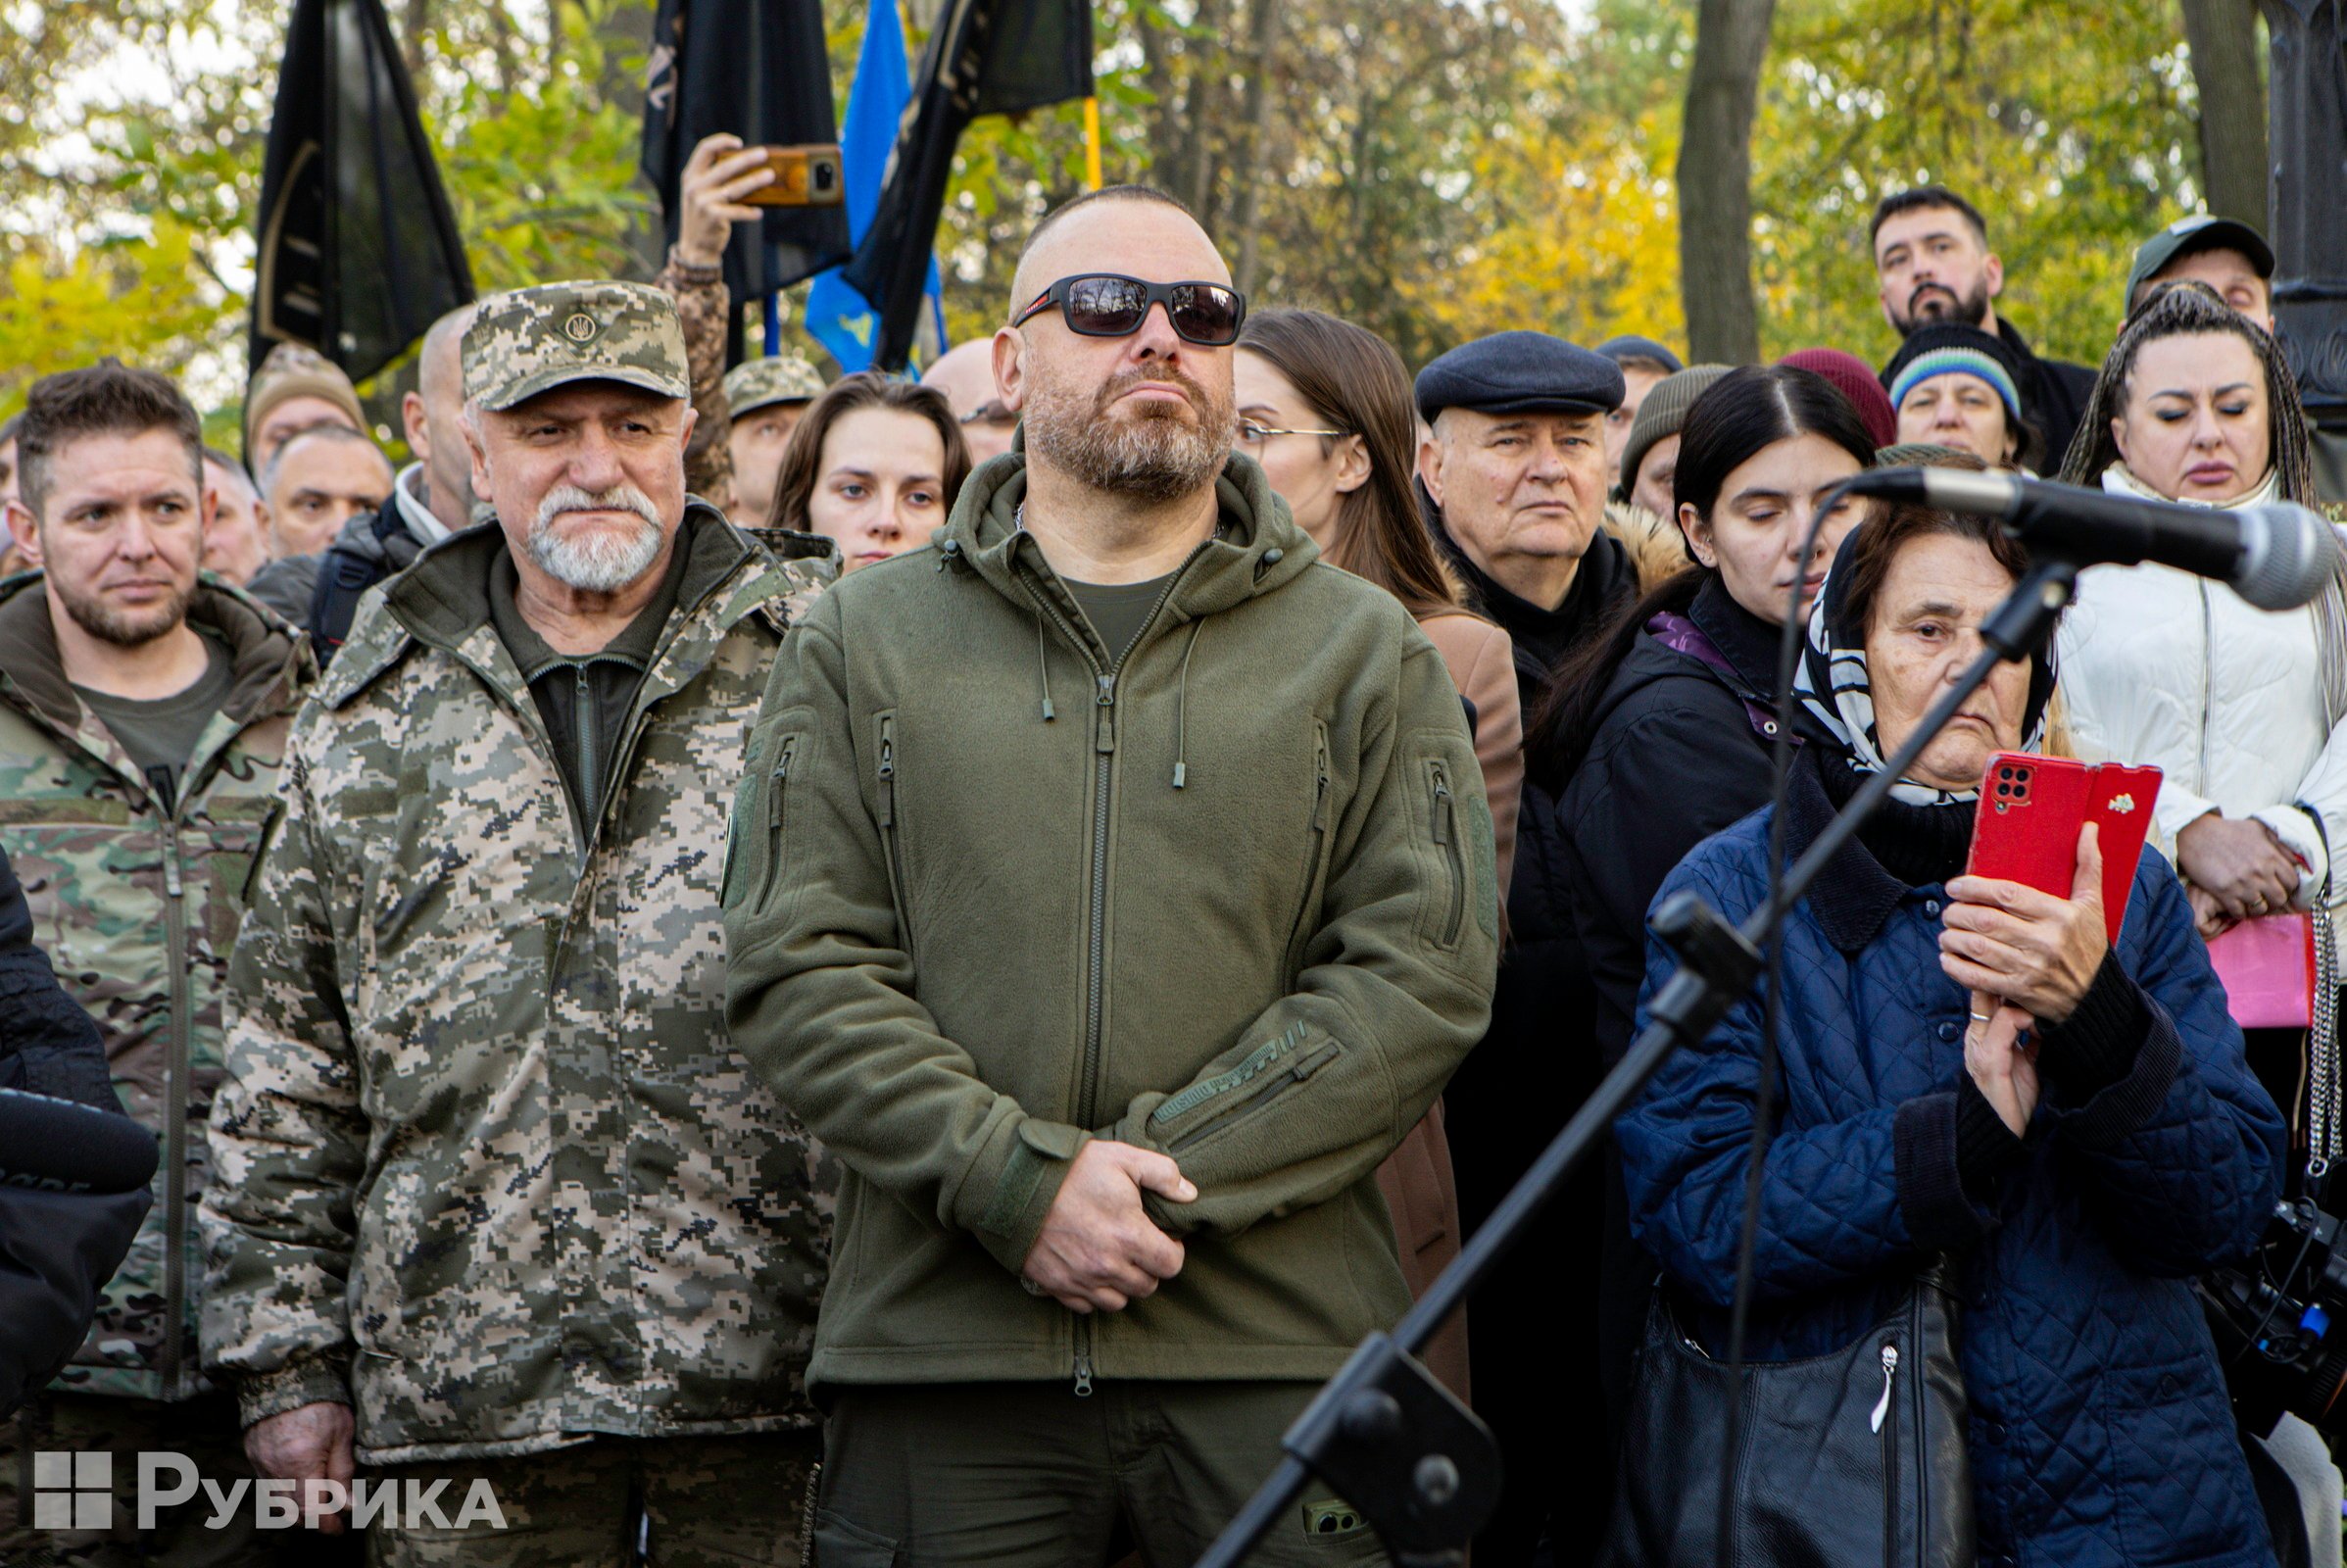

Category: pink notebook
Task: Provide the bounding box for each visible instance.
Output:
[2208,914,2317,1030]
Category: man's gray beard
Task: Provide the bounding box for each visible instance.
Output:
[1022,368,1234,505]
[1897,278,1992,335]
[54,574,192,649]
[526,484,667,591]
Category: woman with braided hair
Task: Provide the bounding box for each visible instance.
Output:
[2055,277,2347,1565]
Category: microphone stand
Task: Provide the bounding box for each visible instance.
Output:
[1194,558,2080,1568]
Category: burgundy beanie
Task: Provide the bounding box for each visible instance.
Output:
[1779,348,1898,449]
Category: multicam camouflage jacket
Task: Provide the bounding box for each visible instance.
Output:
[0,575,311,1403]
[200,507,840,1464]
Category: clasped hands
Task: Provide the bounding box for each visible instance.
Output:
[1021,1139,1197,1314]
[1937,822,2112,1137]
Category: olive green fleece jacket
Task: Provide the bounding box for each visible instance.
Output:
[722,450,1499,1394]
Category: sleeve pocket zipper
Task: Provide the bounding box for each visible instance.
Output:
[1283,729,1334,978]
[875,714,914,943]
[1428,759,1466,949]
[750,734,799,911]
[1161,1039,1344,1153]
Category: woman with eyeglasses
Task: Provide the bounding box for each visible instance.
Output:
[1234,306,1522,1409]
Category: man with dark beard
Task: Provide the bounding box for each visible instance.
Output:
[724,187,1498,1567]
[0,361,312,1565]
[202,282,840,1564]
[1870,184,2098,465]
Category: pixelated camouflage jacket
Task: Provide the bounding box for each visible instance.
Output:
[200,507,840,1464]
[0,575,311,1404]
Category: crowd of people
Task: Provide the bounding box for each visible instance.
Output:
[0,128,2341,1568]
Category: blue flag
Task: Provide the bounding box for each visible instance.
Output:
[805,0,944,373]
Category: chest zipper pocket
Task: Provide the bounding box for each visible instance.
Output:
[1427,758,1466,950]
[1284,727,1334,980]
[750,734,799,912]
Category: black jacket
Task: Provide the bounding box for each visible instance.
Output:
[1996,318,2098,472]
[0,844,155,1417]
[1421,492,1638,1560]
[1557,576,1798,1070]
[1549,574,1810,1446]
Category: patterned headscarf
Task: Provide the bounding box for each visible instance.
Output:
[1792,524,2058,806]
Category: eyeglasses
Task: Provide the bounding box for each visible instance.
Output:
[960,401,1018,429]
[1012,273,1248,346]
[1236,419,1346,451]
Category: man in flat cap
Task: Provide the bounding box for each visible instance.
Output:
[201,280,839,1565]
[1412,328,1633,1563]
[723,355,827,527]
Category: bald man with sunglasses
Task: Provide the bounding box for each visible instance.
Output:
[724,185,1497,1566]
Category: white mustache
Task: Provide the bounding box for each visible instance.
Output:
[535,483,660,531]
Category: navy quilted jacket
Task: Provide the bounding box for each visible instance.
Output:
[1617,768,2285,1568]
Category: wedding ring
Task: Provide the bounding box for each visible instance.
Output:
[1969,1011,1991,1024]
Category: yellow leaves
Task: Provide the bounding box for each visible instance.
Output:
[1397,105,1687,352]
[0,221,224,418]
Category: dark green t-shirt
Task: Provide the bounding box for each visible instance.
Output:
[490,541,687,832]
[73,632,234,809]
[1063,573,1176,668]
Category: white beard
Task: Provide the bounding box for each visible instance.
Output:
[526,484,667,591]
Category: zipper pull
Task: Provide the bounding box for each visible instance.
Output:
[876,721,896,827]
[1430,765,1452,845]
[1073,1352,1095,1398]
[774,736,796,786]
[1095,674,1116,754]
[1870,1344,1898,1433]
[163,835,183,899]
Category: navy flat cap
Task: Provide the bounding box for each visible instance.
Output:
[1415,331,1627,424]
[1596,333,1684,374]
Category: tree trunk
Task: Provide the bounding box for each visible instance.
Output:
[1676,0,1777,365]
[1182,0,1229,220]
[2181,0,2268,224]
[1233,0,1281,294]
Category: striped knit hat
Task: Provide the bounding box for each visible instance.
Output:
[1880,323,2028,424]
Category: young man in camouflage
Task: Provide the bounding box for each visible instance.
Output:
[723,187,1499,1565]
[201,281,838,1566]
[0,362,314,1565]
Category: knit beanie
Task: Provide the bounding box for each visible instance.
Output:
[1617,363,1733,501]
[1880,322,2029,426]
[244,343,367,468]
[1780,348,1899,449]
[1874,441,1990,472]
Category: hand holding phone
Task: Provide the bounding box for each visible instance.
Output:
[1964,754,2161,946]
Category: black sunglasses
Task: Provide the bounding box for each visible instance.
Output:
[1012,273,1247,346]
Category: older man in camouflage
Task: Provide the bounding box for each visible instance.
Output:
[200,281,838,1567]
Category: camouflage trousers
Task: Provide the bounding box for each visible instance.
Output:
[0,1390,331,1568]
[364,1427,822,1568]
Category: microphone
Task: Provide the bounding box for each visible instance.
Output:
[0,1089,160,1195]
[1850,466,2342,612]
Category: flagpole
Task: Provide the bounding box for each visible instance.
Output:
[1083,96,1101,191]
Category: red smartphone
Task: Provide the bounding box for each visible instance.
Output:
[1967,753,2163,944]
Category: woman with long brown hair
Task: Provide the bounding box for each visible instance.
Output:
[1232,307,1516,1414]
[765,371,972,570]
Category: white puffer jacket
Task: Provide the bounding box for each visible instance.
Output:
[2057,466,2347,967]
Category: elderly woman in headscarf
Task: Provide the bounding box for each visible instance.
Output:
[2055,280,2347,1153]
[1614,501,2283,1566]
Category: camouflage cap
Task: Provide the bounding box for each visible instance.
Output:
[723,355,827,416]
[463,281,690,412]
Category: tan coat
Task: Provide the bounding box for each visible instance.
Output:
[1371,609,1523,1407]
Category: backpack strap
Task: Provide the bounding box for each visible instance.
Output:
[304,508,412,662]
[1646,610,1796,745]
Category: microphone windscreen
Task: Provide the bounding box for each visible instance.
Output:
[0,1089,160,1195]
[2238,504,2346,612]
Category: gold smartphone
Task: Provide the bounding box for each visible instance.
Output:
[744,144,846,207]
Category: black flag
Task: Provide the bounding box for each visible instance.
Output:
[842,0,1094,371]
[642,0,852,314]
[248,0,473,382]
